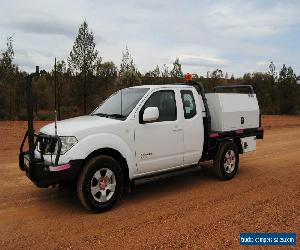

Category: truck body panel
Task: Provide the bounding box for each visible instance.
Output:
[206,93,260,132]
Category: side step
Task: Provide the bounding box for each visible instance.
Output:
[129,164,203,191]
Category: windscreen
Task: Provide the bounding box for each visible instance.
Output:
[92,88,149,119]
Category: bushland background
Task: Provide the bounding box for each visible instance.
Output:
[0,21,299,121]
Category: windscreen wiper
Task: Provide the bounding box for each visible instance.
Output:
[107,114,126,119]
[92,113,110,117]
[92,113,125,119]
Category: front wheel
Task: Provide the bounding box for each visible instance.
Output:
[213,141,239,180]
[77,155,124,212]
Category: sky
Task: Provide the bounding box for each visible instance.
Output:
[0,0,299,77]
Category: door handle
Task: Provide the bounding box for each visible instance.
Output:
[172,126,182,132]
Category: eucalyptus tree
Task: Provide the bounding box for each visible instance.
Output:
[68,21,101,113]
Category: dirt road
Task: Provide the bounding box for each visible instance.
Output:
[0,116,299,249]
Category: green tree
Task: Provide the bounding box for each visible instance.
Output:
[210,69,223,79]
[68,21,101,113]
[118,46,141,87]
[243,71,275,114]
[118,70,141,87]
[209,69,223,88]
[151,65,160,78]
[268,61,277,80]
[56,60,67,74]
[277,64,298,114]
[160,64,172,84]
[170,58,183,78]
[162,64,169,77]
[119,46,137,74]
[0,36,15,83]
[0,36,18,119]
[96,61,118,79]
[144,65,160,78]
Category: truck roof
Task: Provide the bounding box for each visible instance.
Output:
[131,84,194,90]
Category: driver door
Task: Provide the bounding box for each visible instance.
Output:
[135,90,184,174]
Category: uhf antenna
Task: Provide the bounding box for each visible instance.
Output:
[54,58,58,136]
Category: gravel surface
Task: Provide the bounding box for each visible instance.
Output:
[0,116,299,249]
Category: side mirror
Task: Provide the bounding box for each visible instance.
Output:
[143,107,159,122]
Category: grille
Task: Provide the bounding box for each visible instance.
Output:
[38,136,58,155]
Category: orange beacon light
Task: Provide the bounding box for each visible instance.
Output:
[184,72,193,81]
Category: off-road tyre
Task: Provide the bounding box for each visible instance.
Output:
[213,141,239,180]
[77,155,124,212]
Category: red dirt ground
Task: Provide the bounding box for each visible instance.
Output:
[0,116,299,249]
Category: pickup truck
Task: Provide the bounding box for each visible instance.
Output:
[19,80,264,212]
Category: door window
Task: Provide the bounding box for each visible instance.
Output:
[181,90,197,119]
[142,90,177,122]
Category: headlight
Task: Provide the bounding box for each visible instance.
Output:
[58,136,78,155]
[37,135,78,155]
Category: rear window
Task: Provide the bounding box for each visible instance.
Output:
[181,90,197,119]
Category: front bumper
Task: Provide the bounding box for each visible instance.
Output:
[19,152,82,188]
[19,132,82,188]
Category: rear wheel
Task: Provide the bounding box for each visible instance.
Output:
[214,141,239,180]
[77,155,124,212]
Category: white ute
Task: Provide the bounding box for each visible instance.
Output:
[19,79,264,211]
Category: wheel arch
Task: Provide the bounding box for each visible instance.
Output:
[83,147,130,188]
[233,138,243,154]
[216,138,243,155]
